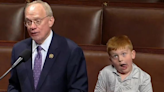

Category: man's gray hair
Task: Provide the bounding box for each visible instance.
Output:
[25,0,53,16]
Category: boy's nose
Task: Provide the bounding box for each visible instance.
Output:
[118,56,123,62]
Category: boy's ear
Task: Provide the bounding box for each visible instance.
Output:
[109,57,114,65]
[109,56,113,63]
[109,57,111,61]
[131,50,136,59]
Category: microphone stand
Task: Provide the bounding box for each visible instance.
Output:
[0,58,23,80]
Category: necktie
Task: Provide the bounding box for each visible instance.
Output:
[33,46,42,89]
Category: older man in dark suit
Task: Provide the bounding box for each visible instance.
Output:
[7,0,88,92]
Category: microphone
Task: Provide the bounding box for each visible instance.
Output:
[0,49,31,80]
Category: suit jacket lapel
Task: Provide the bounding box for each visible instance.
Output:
[24,39,35,91]
[36,33,60,91]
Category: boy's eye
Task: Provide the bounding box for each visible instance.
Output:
[112,55,118,58]
[122,52,127,56]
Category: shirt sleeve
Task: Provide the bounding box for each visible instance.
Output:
[94,71,107,92]
[139,73,153,92]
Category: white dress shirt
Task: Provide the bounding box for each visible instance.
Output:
[32,30,53,70]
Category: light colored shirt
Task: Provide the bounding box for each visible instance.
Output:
[94,63,153,92]
[32,30,53,70]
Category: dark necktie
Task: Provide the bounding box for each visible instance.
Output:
[33,46,42,89]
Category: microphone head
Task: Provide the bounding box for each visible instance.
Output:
[19,49,31,62]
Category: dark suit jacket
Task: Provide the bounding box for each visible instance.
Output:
[8,32,88,92]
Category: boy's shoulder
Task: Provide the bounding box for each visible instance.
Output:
[132,64,151,80]
[99,65,114,75]
[98,65,116,82]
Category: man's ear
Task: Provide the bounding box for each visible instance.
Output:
[49,16,55,27]
[131,50,136,59]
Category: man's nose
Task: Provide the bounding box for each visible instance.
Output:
[30,22,37,27]
[29,22,37,30]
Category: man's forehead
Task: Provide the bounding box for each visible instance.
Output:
[25,5,46,19]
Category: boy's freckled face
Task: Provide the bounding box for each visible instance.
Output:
[109,47,135,75]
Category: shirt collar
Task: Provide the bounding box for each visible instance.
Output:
[32,30,53,53]
[131,63,139,79]
[112,65,119,76]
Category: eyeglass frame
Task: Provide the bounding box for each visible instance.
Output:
[24,15,49,27]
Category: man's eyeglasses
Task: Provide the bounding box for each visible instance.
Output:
[24,16,49,27]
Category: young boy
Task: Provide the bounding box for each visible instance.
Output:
[94,35,153,92]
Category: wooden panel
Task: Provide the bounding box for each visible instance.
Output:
[0,46,12,90]
[0,0,32,3]
[0,3,25,41]
[43,0,104,6]
[43,0,164,6]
